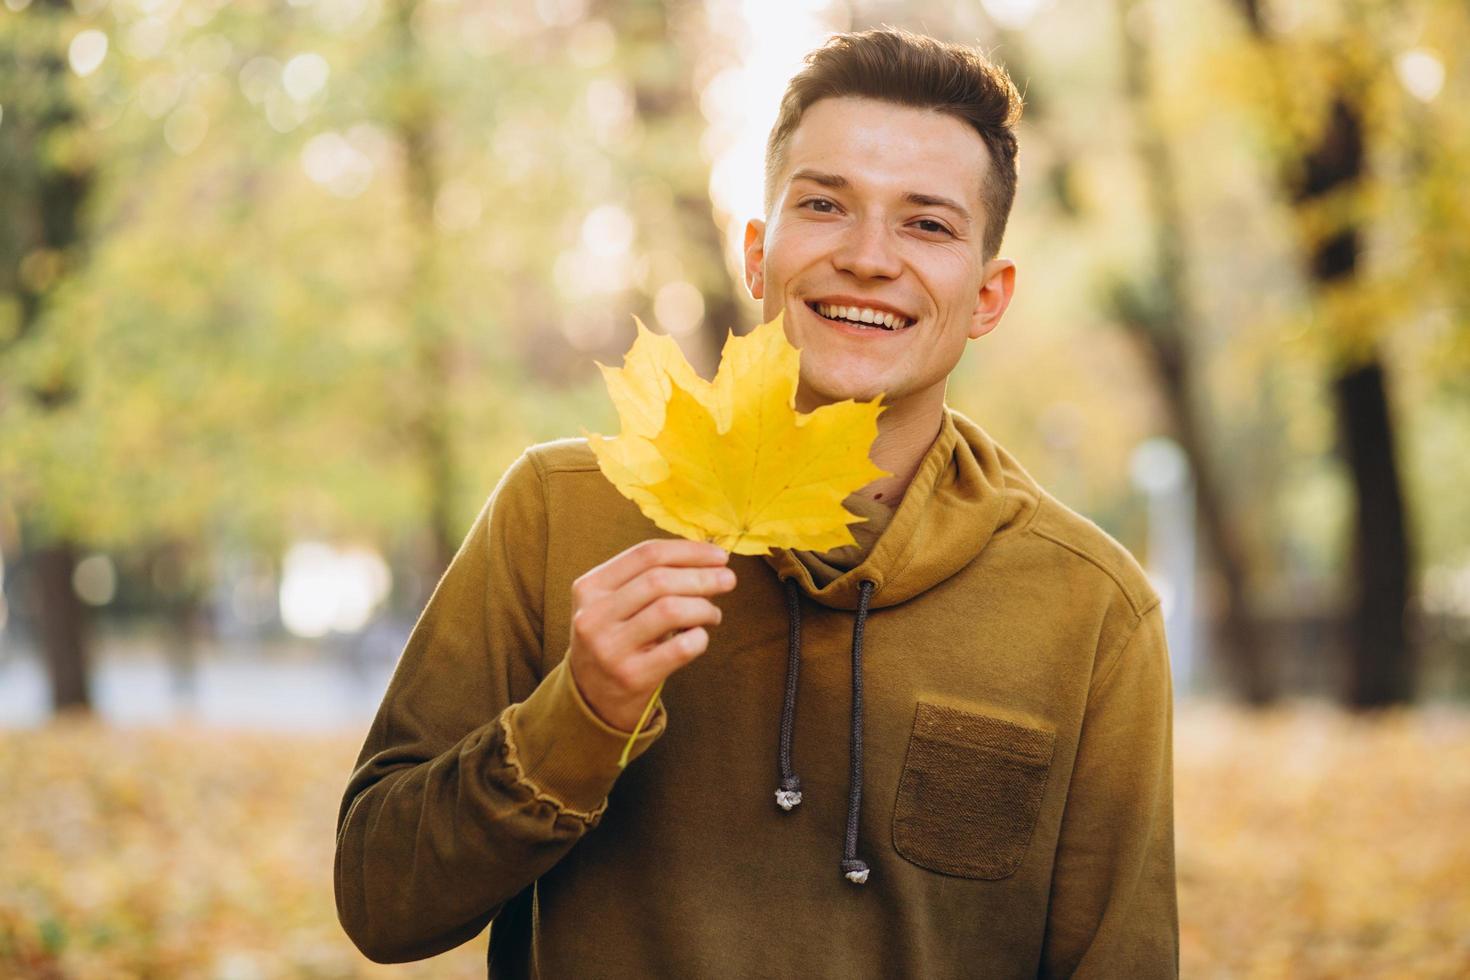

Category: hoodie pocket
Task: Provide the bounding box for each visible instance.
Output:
[892,701,1055,880]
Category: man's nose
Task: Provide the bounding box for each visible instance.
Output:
[832,217,901,280]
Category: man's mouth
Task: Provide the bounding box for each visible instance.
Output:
[807,301,915,331]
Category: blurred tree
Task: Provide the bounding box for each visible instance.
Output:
[383,0,460,580]
[1222,0,1415,707]
[1109,0,1273,704]
[0,0,99,712]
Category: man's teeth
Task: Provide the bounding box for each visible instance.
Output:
[815,303,910,330]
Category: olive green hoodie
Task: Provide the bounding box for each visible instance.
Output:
[334,408,1178,978]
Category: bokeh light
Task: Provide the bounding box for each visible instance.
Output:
[654,280,705,337]
[1396,48,1445,102]
[72,555,117,607]
[282,52,330,103]
[278,543,391,639]
[68,29,109,77]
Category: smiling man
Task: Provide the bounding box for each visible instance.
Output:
[336,28,1178,979]
[746,89,1019,501]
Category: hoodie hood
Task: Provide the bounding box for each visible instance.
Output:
[764,408,1036,609]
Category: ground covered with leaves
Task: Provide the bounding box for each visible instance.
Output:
[2,703,1467,978]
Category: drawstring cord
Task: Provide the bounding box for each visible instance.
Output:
[841,580,875,884]
[773,576,876,886]
[775,578,804,810]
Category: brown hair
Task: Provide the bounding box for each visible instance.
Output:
[763,28,1024,260]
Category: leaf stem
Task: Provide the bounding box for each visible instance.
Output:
[617,679,664,769]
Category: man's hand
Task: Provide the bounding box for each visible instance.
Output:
[568,539,736,732]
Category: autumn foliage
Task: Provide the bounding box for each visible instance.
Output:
[3,706,1468,977]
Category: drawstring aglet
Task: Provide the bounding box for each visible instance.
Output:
[775,776,803,811]
[841,859,870,885]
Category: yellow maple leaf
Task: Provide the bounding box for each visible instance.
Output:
[588,312,888,556]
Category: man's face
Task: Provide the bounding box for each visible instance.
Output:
[745,97,1015,418]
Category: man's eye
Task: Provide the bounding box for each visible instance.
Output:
[915,219,952,236]
[803,198,838,213]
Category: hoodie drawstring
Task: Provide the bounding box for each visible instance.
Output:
[841,579,875,884]
[775,577,876,886]
[775,578,804,811]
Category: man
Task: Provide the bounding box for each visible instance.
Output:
[336,28,1178,979]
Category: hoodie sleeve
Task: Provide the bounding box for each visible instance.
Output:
[1040,601,1179,978]
[333,451,666,964]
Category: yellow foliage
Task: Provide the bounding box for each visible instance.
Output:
[3,705,1468,976]
[0,720,486,977]
[587,314,887,556]
[1174,702,1470,978]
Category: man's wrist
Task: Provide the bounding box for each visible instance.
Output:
[504,659,667,813]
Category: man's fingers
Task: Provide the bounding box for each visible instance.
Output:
[567,539,733,730]
[632,626,710,686]
[574,539,729,597]
[615,594,723,653]
[601,565,737,622]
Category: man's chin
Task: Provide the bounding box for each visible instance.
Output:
[795,377,890,413]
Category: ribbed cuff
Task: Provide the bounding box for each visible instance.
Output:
[504,658,667,815]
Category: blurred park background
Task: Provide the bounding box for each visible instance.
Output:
[2,0,1468,975]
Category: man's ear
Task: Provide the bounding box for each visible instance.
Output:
[968,258,1016,340]
[743,219,766,300]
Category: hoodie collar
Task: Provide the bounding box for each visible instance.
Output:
[764,408,1034,610]
[786,492,895,588]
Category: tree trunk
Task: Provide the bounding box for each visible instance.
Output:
[32,543,92,713]
[1226,4,1416,707]
[1335,362,1414,706]
[5,0,98,715]
[1295,101,1414,706]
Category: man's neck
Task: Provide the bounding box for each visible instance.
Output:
[854,402,946,508]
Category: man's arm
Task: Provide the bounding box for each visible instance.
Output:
[1040,601,1179,978]
[333,452,733,962]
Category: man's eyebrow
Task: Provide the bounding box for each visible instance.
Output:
[904,192,972,224]
[789,169,849,190]
[788,170,972,223]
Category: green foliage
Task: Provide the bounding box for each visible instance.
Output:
[0,0,734,571]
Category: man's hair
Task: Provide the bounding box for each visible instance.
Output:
[763,28,1024,261]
